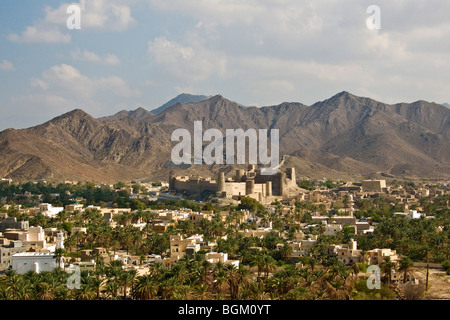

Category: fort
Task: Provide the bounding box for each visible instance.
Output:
[169,165,299,203]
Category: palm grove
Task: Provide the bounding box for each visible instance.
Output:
[0,181,449,300]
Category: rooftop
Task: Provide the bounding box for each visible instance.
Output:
[13,252,54,257]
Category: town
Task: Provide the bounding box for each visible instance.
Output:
[0,172,449,300]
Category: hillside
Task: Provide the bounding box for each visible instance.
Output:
[0,92,449,182]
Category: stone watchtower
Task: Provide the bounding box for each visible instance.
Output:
[56,231,65,250]
[217,172,226,193]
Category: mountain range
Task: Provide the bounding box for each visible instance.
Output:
[0,92,449,182]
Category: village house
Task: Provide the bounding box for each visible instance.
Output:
[330,239,362,265]
[3,226,47,249]
[0,239,26,270]
[38,203,64,218]
[189,211,213,227]
[365,248,399,265]
[205,252,239,268]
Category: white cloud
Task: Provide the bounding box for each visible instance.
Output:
[145,0,450,105]
[71,49,121,65]
[44,0,136,31]
[0,60,15,71]
[8,26,71,44]
[148,37,227,81]
[31,64,140,99]
[8,0,136,44]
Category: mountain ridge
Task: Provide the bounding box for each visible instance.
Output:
[151,93,212,114]
[0,92,449,182]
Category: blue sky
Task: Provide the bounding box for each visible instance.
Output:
[1,0,450,130]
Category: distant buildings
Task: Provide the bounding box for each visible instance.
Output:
[0,217,29,232]
[205,252,239,268]
[0,239,26,270]
[39,203,64,218]
[394,210,425,219]
[169,166,299,203]
[329,239,399,266]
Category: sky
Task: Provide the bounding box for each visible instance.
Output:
[1,0,450,130]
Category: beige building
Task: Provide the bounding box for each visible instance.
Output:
[169,234,203,257]
[362,180,387,193]
[238,228,274,238]
[65,204,84,212]
[324,224,343,236]
[331,239,362,265]
[300,237,317,255]
[153,223,174,233]
[365,248,399,265]
[189,211,213,227]
[170,166,299,202]
[4,226,46,248]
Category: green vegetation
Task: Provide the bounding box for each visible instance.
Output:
[0,180,449,300]
[297,179,317,191]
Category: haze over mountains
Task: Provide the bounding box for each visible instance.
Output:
[0,92,449,182]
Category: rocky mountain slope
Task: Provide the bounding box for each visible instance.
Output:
[0,92,448,182]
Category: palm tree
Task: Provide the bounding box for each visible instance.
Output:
[194,283,210,300]
[90,276,104,300]
[64,235,76,253]
[107,260,124,279]
[35,282,55,300]
[399,256,414,283]
[308,257,317,272]
[160,277,179,300]
[73,231,85,253]
[250,253,264,280]
[381,257,395,286]
[212,269,227,296]
[103,279,120,299]
[200,259,211,284]
[132,274,158,300]
[4,270,26,300]
[171,262,189,284]
[54,248,65,270]
[119,270,136,300]
[225,264,241,300]
[279,242,293,263]
[262,254,277,279]
[74,282,97,300]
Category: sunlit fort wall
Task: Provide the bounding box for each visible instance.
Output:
[169,165,297,202]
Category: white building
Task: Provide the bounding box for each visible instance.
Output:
[394,210,424,219]
[12,252,57,274]
[39,203,64,218]
[324,223,343,236]
[205,252,240,268]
